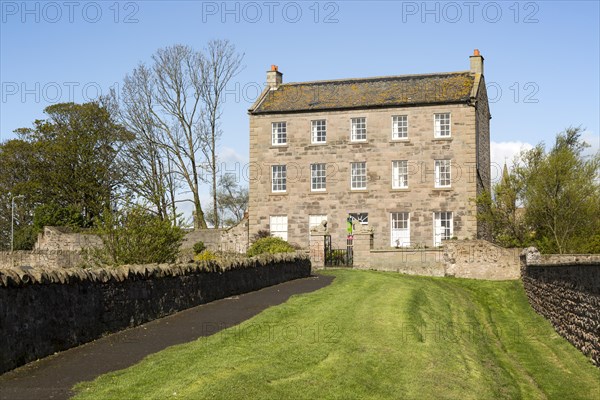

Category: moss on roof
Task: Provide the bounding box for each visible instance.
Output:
[250,72,475,114]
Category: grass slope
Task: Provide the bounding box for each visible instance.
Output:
[73,270,600,400]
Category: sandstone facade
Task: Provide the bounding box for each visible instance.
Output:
[248,52,490,250]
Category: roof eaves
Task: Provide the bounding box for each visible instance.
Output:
[248,87,273,114]
[249,99,471,115]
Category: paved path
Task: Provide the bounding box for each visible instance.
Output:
[0,274,333,400]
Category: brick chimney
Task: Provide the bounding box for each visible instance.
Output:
[469,49,484,75]
[266,65,283,89]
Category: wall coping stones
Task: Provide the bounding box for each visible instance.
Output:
[0,252,309,288]
[521,247,600,267]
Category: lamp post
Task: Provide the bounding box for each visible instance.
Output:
[11,195,25,252]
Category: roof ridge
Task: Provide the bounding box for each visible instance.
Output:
[283,70,472,86]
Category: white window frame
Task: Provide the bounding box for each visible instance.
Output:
[310,163,326,192]
[392,160,409,189]
[271,165,287,192]
[392,115,408,140]
[433,211,453,246]
[311,119,326,144]
[272,122,287,145]
[391,212,410,247]
[350,162,367,190]
[270,215,288,241]
[434,113,451,138]
[351,117,367,142]
[434,159,452,188]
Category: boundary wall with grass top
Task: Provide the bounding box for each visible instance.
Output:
[521,248,600,366]
[0,253,311,374]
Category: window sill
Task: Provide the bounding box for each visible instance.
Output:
[391,188,410,192]
[432,137,452,142]
[309,190,328,195]
[390,139,410,143]
[432,187,452,191]
[270,192,288,196]
[270,145,288,149]
[350,189,368,193]
[309,142,327,146]
[350,140,368,144]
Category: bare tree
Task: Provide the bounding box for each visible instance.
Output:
[199,40,244,228]
[119,66,181,222]
[118,42,243,229]
[120,45,210,228]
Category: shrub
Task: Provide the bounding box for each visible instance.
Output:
[90,205,184,266]
[247,237,295,257]
[194,250,217,262]
[193,241,206,255]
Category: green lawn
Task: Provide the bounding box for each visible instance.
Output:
[72,270,600,400]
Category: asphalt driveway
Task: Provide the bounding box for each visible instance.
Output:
[0,274,333,400]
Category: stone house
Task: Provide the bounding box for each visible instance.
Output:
[248,50,490,249]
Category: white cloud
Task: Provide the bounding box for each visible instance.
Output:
[581,130,599,157]
[219,146,248,164]
[490,141,533,183]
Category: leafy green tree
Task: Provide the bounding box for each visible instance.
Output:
[16,102,133,227]
[0,102,133,250]
[0,139,39,250]
[516,127,599,253]
[477,164,531,248]
[90,204,184,266]
[478,127,599,253]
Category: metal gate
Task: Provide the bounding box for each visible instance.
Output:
[324,235,353,267]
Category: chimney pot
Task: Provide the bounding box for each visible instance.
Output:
[473,49,480,56]
[271,65,278,71]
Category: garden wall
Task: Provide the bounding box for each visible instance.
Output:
[521,248,600,366]
[348,234,520,280]
[0,253,311,374]
[0,250,83,269]
[180,217,250,256]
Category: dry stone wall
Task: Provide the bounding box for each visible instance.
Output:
[521,248,600,366]
[0,253,311,374]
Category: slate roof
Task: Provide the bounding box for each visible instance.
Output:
[249,71,476,114]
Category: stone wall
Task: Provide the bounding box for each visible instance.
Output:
[221,218,250,253]
[180,228,224,250]
[357,248,446,276]
[0,250,84,269]
[444,240,521,280]
[181,218,250,255]
[343,236,520,280]
[521,248,600,366]
[0,253,311,374]
[34,227,103,251]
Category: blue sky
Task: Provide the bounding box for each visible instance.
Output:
[1,0,599,216]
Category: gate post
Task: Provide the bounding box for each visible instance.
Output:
[309,225,329,269]
[353,229,374,269]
